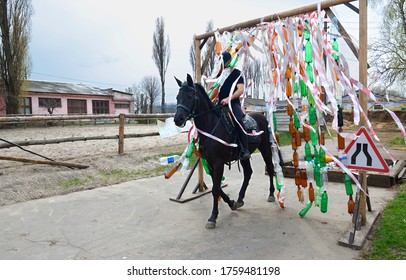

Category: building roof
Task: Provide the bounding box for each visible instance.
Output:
[26,80,113,97]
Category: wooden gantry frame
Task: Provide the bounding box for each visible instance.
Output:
[176,0,370,243]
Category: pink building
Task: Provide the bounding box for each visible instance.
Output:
[0,80,134,115]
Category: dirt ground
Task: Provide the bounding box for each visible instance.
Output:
[0,110,405,208]
[0,123,188,207]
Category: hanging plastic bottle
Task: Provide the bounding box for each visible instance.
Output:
[310,127,318,146]
[305,141,312,161]
[295,170,301,186]
[293,150,299,168]
[348,195,354,214]
[287,103,294,116]
[304,20,311,40]
[306,161,314,182]
[319,146,326,168]
[299,79,307,97]
[272,112,278,131]
[275,175,282,191]
[293,73,299,93]
[159,155,181,165]
[305,40,313,63]
[289,116,295,134]
[299,201,313,217]
[332,38,339,61]
[319,130,325,146]
[320,191,328,213]
[201,158,211,175]
[313,146,319,165]
[344,173,353,196]
[186,139,195,158]
[338,127,345,150]
[303,120,310,142]
[286,80,292,97]
[306,63,314,83]
[314,164,321,187]
[295,129,302,147]
[308,182,315,202]
[294,112,300,129]
[291,134,297,150]
[301,169,308,187]
[309,105,317,125]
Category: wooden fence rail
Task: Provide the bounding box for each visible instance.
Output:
[0,113,175,154]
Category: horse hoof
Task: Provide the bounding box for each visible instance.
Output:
[230,200,238,211]
[236,201,245,208]
[206,221,216,229]
[267,195,276,202]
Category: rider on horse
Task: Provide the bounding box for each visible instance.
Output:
[216,51,250,161]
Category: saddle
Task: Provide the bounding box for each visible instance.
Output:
[220,107,260,143]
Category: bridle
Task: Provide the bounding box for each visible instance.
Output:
[176,85,199,121]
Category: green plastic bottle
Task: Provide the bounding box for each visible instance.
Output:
[319,146,326,168]
[332,38,339,61]
[305,142,312,161]
[313,146,319,165]
[272,112,278,131]
[344,173,353,196]
[299,201,313,217]
[309,105,317,125]
[321,191,328,213]
[306,63,314,83]
[293,112,300,129]
[305,40,313,63]
[299,79,307,97]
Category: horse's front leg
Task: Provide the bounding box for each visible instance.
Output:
[206,163,237,229]
[236,159,253,208]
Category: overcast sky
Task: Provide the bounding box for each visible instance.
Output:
[28,0,381,103]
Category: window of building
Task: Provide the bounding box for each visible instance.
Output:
[18,97,32,115]
[114,103,129,108]
[67,99,87,114]
[39,98,62,108]
[92,100,109,114]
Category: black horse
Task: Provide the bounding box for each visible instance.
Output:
[174,74,278,229]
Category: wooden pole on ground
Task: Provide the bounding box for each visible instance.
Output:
[0,156,89,169]
[358,0,368,226]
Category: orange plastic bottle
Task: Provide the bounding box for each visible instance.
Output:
[291,134,297,150]
[289,117,295,134]
[287,103,294,116]
[164,163,181,179]
[293,150,299,168]
[338,127,345,150]
[303,120,310,142]
[301,169,308,187]
[308,182,315,202]
[295,129,302,146]
[348,195,354,214]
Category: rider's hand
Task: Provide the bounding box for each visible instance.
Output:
[220,97,231,105]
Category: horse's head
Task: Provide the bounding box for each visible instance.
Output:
[174,74,198,128]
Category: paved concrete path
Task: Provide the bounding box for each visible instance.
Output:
[1,139,401,260]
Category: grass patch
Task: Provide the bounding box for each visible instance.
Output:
[59,176,94,188]
[362,182,406,259]
[277,132,291,146]
[389,136,406,147]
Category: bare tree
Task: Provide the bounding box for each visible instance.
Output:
[140,75,160,113]
[0,0,33,114]
[152,17,170,113]
[189,20,215,80]
[369,0,406,90]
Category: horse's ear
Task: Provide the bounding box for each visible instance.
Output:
[186,74,194,87]
[174,76,183,87]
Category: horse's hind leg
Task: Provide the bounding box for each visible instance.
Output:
[206,163,237,229]
[236,159,253,208]
[260,145,276,202]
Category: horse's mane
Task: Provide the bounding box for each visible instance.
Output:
[194,82,215,110]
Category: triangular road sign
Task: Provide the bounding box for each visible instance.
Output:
[344,126,389,172]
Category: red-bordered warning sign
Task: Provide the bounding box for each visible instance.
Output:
[344,126,389,172]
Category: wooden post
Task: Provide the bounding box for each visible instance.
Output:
[195,37,206,192]
[358,0,368,226]
[118,113,125,154]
